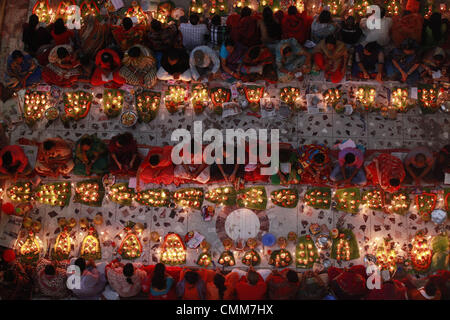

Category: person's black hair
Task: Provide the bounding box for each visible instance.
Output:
[122,17,133,31]
[80,136,93,147]
[319,10,332,24]
[211,14,221,26]
[128,46,141,58]
[263,6,281,40]
[380,7,386,19]
[425,281,438,296]
[2,151,12,167]
[428,12,443,42]
[11,50,24,60]
[241,6,252,18]
[282,46,293,56]
[101,52,113,64]
[43,140,55,151]
[29,14,39,28]
[44,264,56,276]
[247,270,259,285]
[151,19,162,31]
[344,153,356,164]
[184,270,199,285]
[53,18,67,35]
[345,15,355,25]
[325,35,337,45]
[401,38,418,51]
[213,273,227,300]
[149,154,160,166]
[224,38,235,47]
[190,13,200,25]
[389,178,400,187]
[152,263,167,290]
[123,263,135,285]
[286,270,299,283]
[117,133,132,146]
[287,6,298,16]
[74,257,86,274]
[167,48,180,61]
[433,54,444,62]
[56,47,69,59]
[3,269,16,283]
[179,15,189,24]
[248,46,261,60]
[364,41,379,55]
[313,153,325,164]
[279,148,292,162]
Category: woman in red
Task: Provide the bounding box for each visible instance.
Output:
[91,49,125,88]
[176,269,206,300]
[227,7,261,48]
[0,145,32,179]
[136,145,174,189]
[108,132,141,176]
[281,6,312,45]
[50,18,75,46]
[365,153,405,193]
[42,45,82,87]
[235,269,267,300]
[266,268,299,300]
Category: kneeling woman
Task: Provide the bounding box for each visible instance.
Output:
[119,45,158,89]
[105,260,147,299]
[108,132,141,176]
[136,146,174,189]
[0,145,33,180]
[73,134,109,176]
[42,45,82,87]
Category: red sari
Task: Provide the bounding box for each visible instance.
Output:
[0,145,29,175]
[281,12,312,45]
[235,274,267,300]
[108,134,140,175]
[228,14,261,47]
[365,153,405,193]
[91,49,125,87]
[138,146,174,185]
[297,144,331,184]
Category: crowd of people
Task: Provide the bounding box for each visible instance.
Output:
[0,249,449,300]
[3,2,449,94]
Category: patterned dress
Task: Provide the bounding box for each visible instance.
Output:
[297,144,331,184]
[365,153,405,193]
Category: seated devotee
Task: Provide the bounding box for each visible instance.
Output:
[407,280,442,300]
[176,269,206,300]
[189,46,221,81]
[297,144,332,184]
[136,145,174,188]
[271,144,300,185]
[385,39,421,85]
[422,13,449,48]
[4,50,41,91]
[0,145,32,179]
[365,278,407,300]
[91,48,125,88]
[330,147,367,186]
[266,269,300,300]
[50,18,75,46]
[352,42,384,83]
[276,37,311,82]
[313,35,348,83]
[142,263,176,300]
[328,265,368,300]
[108,132,141,176]
[204,270,239,300]
[227,7,261,48]
[173,139,210,185]
[391,10,424,48]
[0,260,32,300]
[209,14,229,49]
[105,260,147,299]
[210,144,245,184]
[79,15,109,58]
[119,45,157,89]
[42,45,82,87]
[18,137,74,178]
[403,146,435,185]
[73,134,109,176]
[420,47,449,83]
[258,7,282,47]
[281,6,312,45]
[297,271,329,300]
[219,39,247,80]
[157,47,191,82]
[148,19,182,66]
[241,44,277,83]
[360,7,392,46]
[180,13,209,51]
[339,16,362,46]
[427,270,450,300]
[365,153,405,193]
[70,258,107,300]
[35,258,70,299]
[311,10,337,44]
[111,17,146,52]
[235,269,267,300]
[432,144,450,183]
[22,14,52,57]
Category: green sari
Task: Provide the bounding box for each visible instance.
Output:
[271,153,300,185]
[73,134,109,176]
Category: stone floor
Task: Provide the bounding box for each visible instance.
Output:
[0,1,449,272]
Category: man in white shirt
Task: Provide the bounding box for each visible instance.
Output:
[360,7,392,47]
[179,14,209,51]
[189,46,220,81]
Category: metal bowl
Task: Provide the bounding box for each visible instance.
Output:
[120,110,138,127]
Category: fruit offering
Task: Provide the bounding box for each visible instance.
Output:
[334,188,361,214]
[109,183,135,206]
[160,233,186,265]
[136,91,160,122]
[353,0,372,18]
[205,186,237,206]
[218,250,235,267]
[172,188,204,210]
[80,227,102,260]
[415,193,437,222]
[125,1,147,25]
[237,186,267,210]
[120,110,137,127]
[16,230,41,264]
[242,249,261,266]
[51,228,72,261]
[103,89,124,118]
[384,191,410,215]
[118,228,143,260]
[32,0,51,24]
[209,87,231,115]
[165,85,186,114]
[323,88,342,108]
[410,232,432,273]
[190,84,209,115]
[80,0,100,19]
[63,91,92,121]
[74,180,105,207]
[354,86,377,112]
[243,85,265,112]
[296,235,319,268]
[56,0,77,23]
[331,229,360,261]
[7,182,33,203]
[375,238,397,273]
[209,0,228,15]
[196,251,212,267]
[269,248,293,267]
[303,187,331,209]
[280,87,301,106]
[418,85,444,114]
[190,0,204,14]
[390,87,410,112]
[270,188,298,208]
[362,189,384,211]
[135,189,171,207]
[23,90,51,126]
[35,182,71,207]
